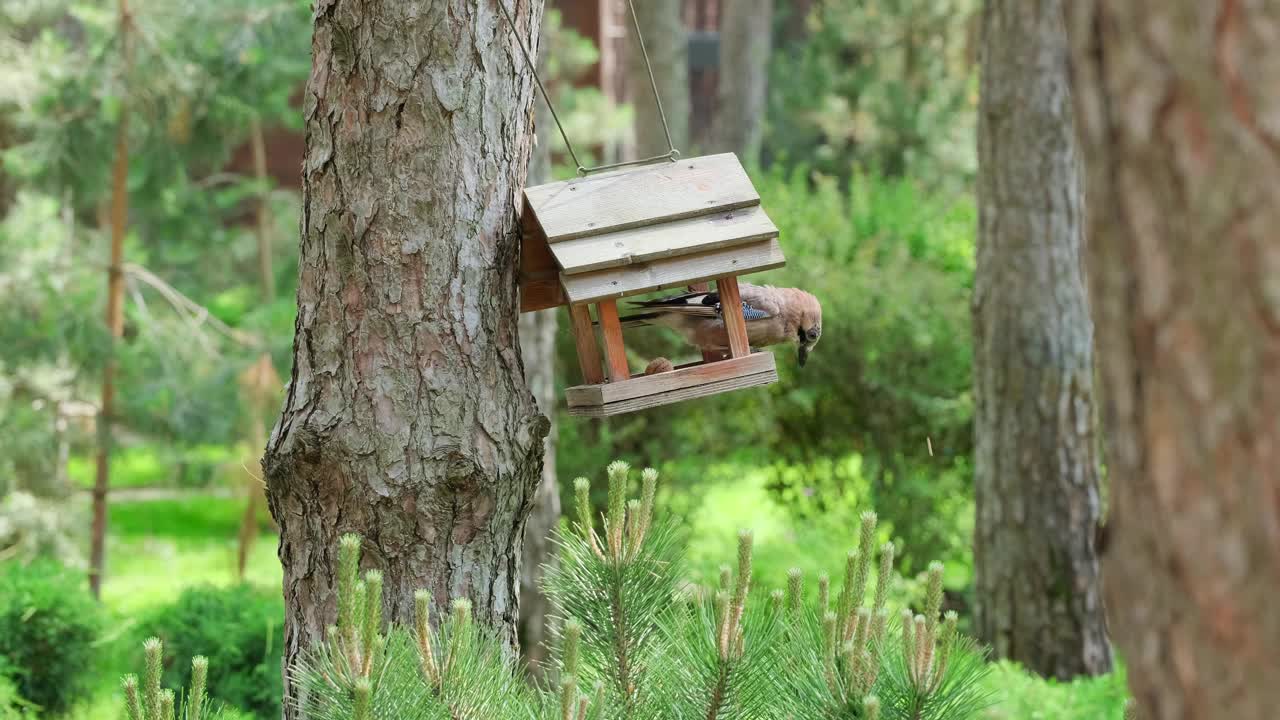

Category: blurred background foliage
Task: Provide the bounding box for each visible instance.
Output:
[0,0,308,502]
[0,0,1123,717]
[767,0,979,186]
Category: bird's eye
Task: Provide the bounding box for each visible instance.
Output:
[806,328,820,342]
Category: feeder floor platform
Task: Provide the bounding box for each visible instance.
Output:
[565,352,778,418]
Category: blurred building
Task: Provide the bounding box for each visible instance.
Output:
[227,0,728,188]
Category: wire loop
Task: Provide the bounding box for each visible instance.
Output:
[496,0,680,176]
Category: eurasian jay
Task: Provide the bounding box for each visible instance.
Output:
[621,282,823,367]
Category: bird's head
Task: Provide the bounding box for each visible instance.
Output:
[791,290,823,368]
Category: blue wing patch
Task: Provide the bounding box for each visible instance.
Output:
[740,304,771,321]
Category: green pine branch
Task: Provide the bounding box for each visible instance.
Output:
[134,461,994,720]
[120,637,223,720]
[544,463,680,716]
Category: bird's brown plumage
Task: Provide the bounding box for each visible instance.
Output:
[623,283,823,365]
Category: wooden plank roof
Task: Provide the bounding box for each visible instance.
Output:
[520,153,785,307]
[560,238,785,304]
[551,204,777,276]
[524,153,759,243]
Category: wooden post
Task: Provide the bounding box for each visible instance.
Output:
[688,282,726,363]
[716,276,751,358]
[596,299,630,381]
[569,304,606,385]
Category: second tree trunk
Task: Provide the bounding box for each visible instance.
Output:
[627,0,689,158]
[972,0,1112,680]
[713,0,773,162]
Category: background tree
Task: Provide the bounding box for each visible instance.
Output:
[712,0,772,162]
[234,114,281,580]
[973,0,1111,679]
[516,9,558,674]
[261,1,548,713]
[1067,2,1280,716]
[90,0,133,600]
[779,0,816,48]
[626,0,688,157]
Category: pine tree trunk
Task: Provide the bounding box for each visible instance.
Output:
[713,0,772,162]
[0,117,15,219]
[250,117,275,300]
[90,0,132,600]
[237,118,275,581]
[263,1,548,713]
[517,66,559,673]
[517,307,558,670]
[1066,2,1280,717]
[972,0,1112,680]
[626,0,688,158]
[781,0,815,48]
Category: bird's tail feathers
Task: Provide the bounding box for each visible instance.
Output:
[596,312,659,329]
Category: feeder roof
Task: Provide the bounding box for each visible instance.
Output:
[520,153,785,307]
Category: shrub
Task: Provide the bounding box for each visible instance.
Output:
[0,560,102,715]
[0,492,84,566]
[141,585,283,719]
[980,661,1131,720]
[0,656,36,719]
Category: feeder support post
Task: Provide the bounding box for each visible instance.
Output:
[596,299,631,381]
[569,304,606,385]
[716,277,752,358]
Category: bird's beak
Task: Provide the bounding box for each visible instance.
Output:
[798,344,809,368]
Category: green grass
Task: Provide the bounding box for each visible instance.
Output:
[67,443,246,490]
[67,447,169,489]
[102,496,279,615]
[109,494,270,540]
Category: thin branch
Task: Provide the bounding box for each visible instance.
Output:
[128,274,220,356]
[194,171,249,188]
[123,262,263,349]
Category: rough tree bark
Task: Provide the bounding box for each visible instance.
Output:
[1066,2,1280,717]
[712,0,772,162]
[262,0,549,713]
[626,0,689,157]
[972,0,1113,680]
[517,50,560,673]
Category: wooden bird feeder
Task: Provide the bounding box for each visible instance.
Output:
[519,153,786,417]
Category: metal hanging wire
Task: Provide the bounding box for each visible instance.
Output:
[496,0,681,176]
